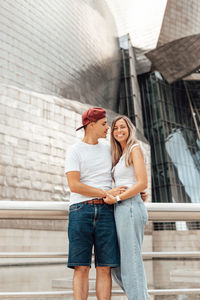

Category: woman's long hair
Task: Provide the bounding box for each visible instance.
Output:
[111,115,138,167]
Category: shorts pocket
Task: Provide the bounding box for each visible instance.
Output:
[69,203,85,213]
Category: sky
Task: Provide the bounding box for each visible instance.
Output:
[106,0,167,49]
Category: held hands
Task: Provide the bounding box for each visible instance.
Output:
[104,193,116,204]
[104,187,148,204]
[104,186,127,205]
[103,190,148,204]
[108,186,127,196]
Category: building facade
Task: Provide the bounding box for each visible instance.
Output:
[0,0,120,110]
[138,72,200,204]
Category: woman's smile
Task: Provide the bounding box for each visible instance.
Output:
[113,119,129,143]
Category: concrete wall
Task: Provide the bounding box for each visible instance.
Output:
[2,222,200,299]
[153,229,200,300]
[0,224,152,298]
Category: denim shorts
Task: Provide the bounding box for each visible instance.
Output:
[68,201,120,269]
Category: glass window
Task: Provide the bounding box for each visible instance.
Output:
[139,72,200,205]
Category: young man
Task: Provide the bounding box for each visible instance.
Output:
[65,107,147,300]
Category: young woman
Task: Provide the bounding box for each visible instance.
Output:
[104,115,149,300]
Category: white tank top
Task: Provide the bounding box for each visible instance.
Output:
[112,144,139,188]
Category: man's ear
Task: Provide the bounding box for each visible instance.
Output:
[88,122,95,129]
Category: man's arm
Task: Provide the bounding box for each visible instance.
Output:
[66,171,127,198]
[66,171,107,197]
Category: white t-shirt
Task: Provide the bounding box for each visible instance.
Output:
[65,141,112,206]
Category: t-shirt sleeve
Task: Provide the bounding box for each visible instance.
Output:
[65,146,80,173]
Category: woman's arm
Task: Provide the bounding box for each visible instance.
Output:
[104,146,147,204]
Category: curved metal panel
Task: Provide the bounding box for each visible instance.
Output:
[0,0,120,109]
[146,34,200,83]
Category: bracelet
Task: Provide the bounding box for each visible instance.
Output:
[115,195,121,203]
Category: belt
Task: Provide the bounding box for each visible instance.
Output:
[86,198,104,204]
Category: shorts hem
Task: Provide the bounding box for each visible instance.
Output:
[95,263,120,268]
[67,263,91,269]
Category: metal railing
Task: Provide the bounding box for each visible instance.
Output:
[1,201,200,221]
[1,289,200,298]
[0,201,200,298]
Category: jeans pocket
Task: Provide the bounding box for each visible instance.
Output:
[142,205,148,225]
[139,203,148,225]
[105,204,114,211]
[69,203,85,213]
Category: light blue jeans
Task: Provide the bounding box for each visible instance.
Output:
[112,194,149,300]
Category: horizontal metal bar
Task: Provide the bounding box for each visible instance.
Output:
[0,291,120,298]
[143,251,200,259]
[1,251,200,259]
[148,288,200,295]
[1,201,200,221]
[0,289,200,298]
[0,201,68,211]
[0,291,71,299]
[0,201,68,220]
[0,252,67,258]
[146,202,200,221]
